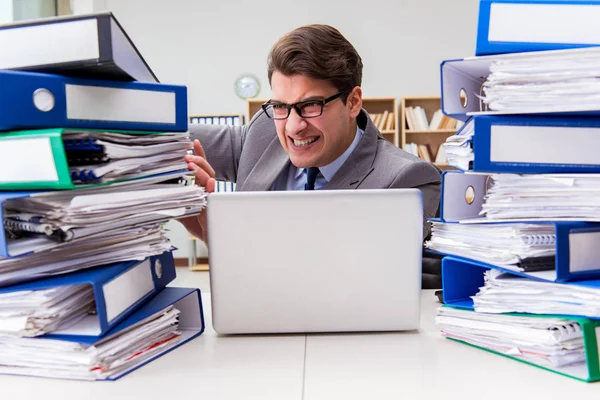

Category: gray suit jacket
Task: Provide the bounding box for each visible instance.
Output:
[188,109,441,236]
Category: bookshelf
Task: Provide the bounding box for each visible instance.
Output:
[246,99,267,123]
[399,96,461,170]
[361,97,398,146]
[189,113,245,126]
[246,97,399,146]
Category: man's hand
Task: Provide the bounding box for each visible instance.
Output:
[178,139,216,244]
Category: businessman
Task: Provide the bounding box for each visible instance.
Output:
[180,24,441,245]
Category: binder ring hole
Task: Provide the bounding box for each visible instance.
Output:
[154,260,163,279]
[33,88,55,112]
[465,185,475,205]
[459,89,468,108]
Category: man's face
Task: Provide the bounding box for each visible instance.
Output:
[270,71,360,168]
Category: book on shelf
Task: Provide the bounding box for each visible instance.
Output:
[417,144,432,162]
[405,107,461,131]
[403,142,447,164]
[369,111,395,131]
[434,144,447,164]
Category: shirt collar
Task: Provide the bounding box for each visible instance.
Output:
[294,125,364,181]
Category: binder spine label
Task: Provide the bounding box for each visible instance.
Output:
[569,231,600,273]
[65,84,176,124]
[0,137,58,183]
[0,18,99,70]
[488,2,600,45]
[102,259,154,323]
[490,125,600,165]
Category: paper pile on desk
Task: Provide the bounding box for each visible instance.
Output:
[437,306,585,368]
[480,174,600,221]
[4,172,206,257]
[425,221,556,271]
[481,49,600,112]
[0,284,94,337]
[0,304,181,380]
[64,131,192,184]
[0,224,170,287]
[473,269,600,318]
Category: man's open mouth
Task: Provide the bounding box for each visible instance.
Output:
[291,136,319,147]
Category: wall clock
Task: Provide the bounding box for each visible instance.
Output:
[234,74,260,99]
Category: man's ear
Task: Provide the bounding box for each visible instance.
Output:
[347,86,363,118]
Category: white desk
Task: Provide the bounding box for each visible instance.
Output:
[1,291,598,400]
[303,294,600,400]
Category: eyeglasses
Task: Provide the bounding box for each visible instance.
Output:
[262,89,350,120]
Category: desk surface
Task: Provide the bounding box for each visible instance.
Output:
[2,290,598,400]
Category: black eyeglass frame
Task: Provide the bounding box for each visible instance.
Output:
[261,88,350,120]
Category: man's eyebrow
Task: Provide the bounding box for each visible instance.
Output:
[299,95,325,102]
[269,95,326,104]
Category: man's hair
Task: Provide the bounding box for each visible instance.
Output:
[267,24,363,102]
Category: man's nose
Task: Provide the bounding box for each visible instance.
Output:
[285,107,307,135]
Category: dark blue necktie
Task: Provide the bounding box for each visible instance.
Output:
[305,167,320,190]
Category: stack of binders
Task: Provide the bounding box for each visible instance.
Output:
[430,0,600,382]
[0,12,206,380]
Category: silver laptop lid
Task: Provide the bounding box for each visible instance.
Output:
[206,189,423,334]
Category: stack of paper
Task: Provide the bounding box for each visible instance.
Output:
[481,174,600,220]
[481,49,600,112]
[0,285,94,337]
[5,185,203,239]
[64,131,192,184]
[442,119,474,170]
[425,221,556,271]
[0,12,206,382]
[4,175,206,256]
[472,269,600,317]
[0,305,181,380]
[64,131,191,147]
[0,224,170,287]
[437,307,585,368]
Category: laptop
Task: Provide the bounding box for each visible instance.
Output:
[206,188,423,334]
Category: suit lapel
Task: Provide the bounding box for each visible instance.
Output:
[325,109,378,190]
[240,135,290,191]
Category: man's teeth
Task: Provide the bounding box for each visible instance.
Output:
[293,137,317,147]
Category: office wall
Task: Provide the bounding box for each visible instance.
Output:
[107,0,478,110]
[11,0,55,21]
[0,0,57,22]
[104,0,480,259]
[0,0,12,23]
